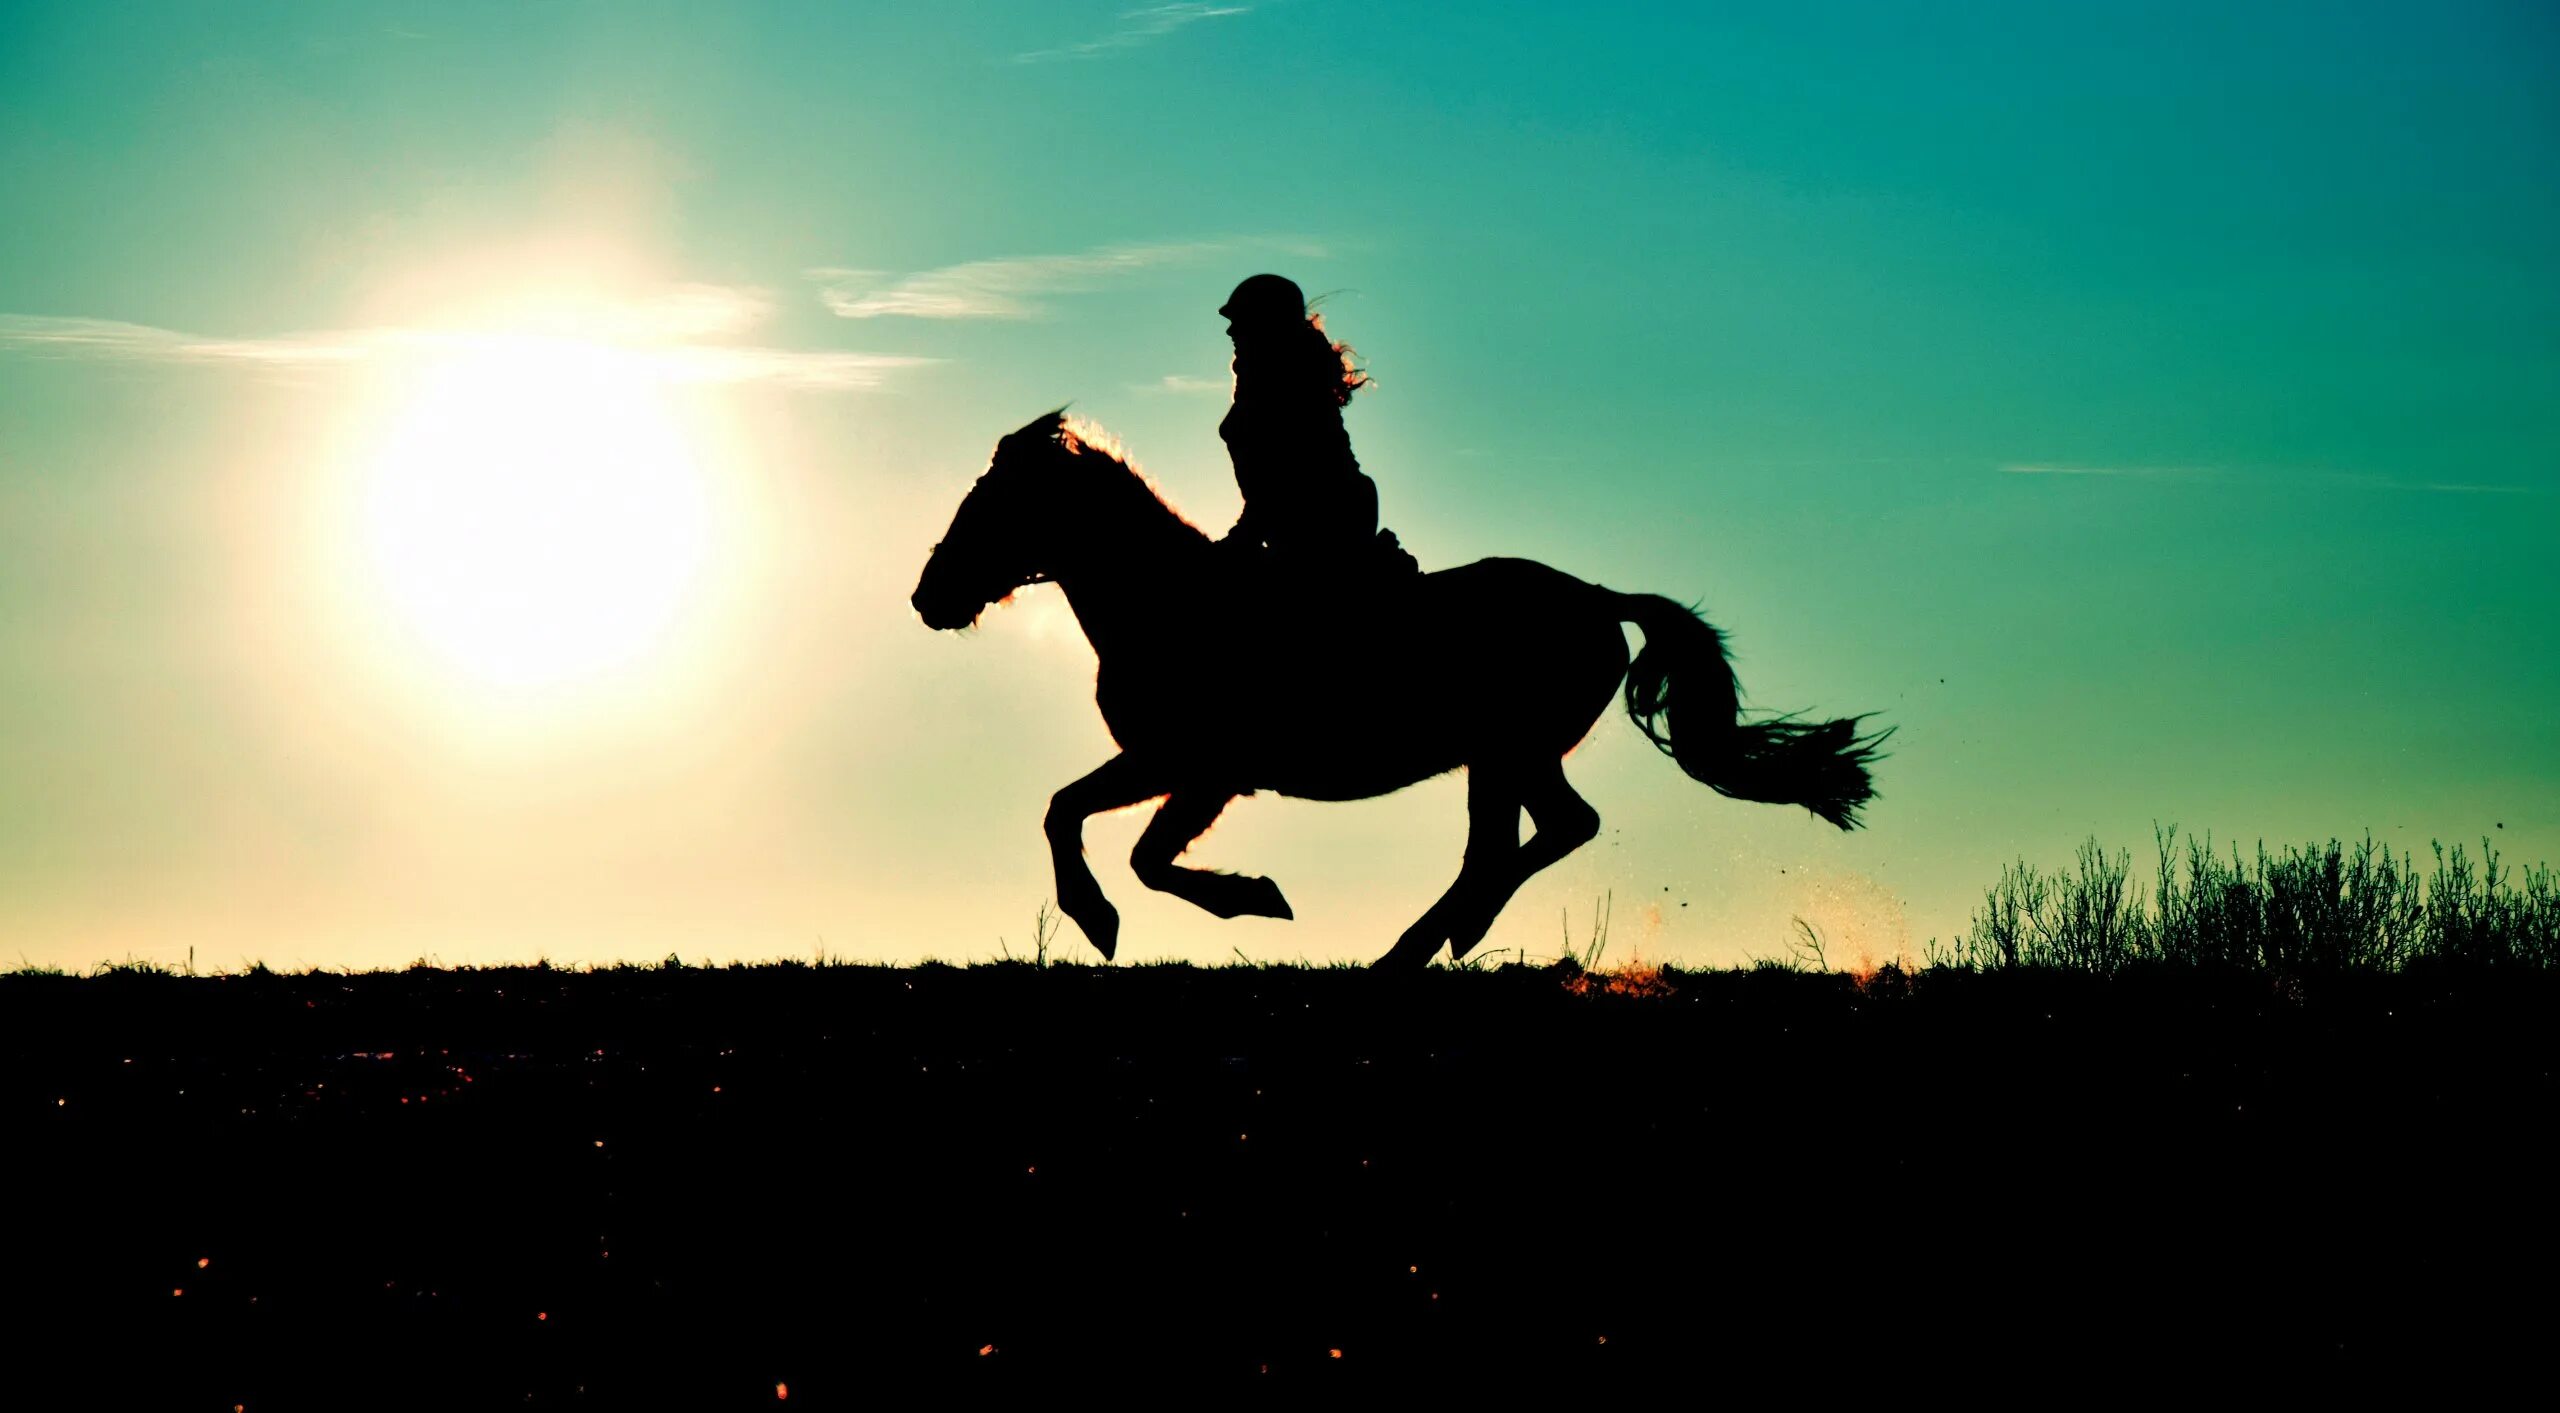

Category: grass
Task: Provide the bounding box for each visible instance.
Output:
[13,830,2554,984]
[1937,828,2559,976]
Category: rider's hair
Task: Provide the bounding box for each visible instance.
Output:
[1238,311,1370,409]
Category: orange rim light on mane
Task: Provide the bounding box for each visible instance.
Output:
[1059,415,1204,533]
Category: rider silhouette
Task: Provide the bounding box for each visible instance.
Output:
[1216,274,1417,583]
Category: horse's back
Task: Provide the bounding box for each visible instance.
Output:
[1426,554,1591,586]
[1101,553,1630,798]
[1241,556,1627,796]
[1418,557,1622,653]
[1423,554,1628,722]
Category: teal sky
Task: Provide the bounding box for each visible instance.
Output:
[3,2,2555,970]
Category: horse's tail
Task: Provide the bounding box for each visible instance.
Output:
[1614,592,1891,830]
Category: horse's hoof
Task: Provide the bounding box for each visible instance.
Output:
[1237,876,1294,921]
[1371,936,1439,971]
[1445,915,1498,962]
[1072,903,1120,961]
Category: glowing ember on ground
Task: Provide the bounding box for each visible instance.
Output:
[978,1344,996,1357]
[774,1383,787,1401]
[198,1257,210,1269]
[536,1311,547,1321]
[1328,1347,1343,1359]
[172,1288,184,1297]
[1563,959,1676,998]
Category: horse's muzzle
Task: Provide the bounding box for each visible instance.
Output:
[911,590,977,632]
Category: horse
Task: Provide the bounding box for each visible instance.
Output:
[910,411,1890,970]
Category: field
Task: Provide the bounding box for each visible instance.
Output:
[13,938,2556,1405]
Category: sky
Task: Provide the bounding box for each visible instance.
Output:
[1,1,2554,972]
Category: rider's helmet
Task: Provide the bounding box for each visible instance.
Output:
[1219,274,1307,332]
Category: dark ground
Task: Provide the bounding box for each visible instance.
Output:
[10,960,2555,1405]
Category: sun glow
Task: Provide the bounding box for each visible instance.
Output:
[354,336,716,691]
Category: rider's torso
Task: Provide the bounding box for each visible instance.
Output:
[1220,400,1378,555]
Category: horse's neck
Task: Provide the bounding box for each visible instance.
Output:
[1052,475,1208,665]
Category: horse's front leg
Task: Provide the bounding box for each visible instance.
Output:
[1130,790,1293,921]
[1044,754,1166,961]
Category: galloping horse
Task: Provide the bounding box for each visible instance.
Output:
[911,412,1889,969]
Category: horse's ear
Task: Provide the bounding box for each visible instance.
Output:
[1008,408,1069,443]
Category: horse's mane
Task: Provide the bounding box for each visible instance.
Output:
[1050,413,1210,543]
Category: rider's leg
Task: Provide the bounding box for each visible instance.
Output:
[1130,790,1293,920]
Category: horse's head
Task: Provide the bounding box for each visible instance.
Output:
[912,410,1082,630]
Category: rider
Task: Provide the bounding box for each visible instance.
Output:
[1215,274,1417,582]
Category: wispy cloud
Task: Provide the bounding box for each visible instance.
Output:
[653,344,932,391]
[2340,474,2548,497]
[1137,374,1228,395]
[2000,463,2196,477]
[811,240,1233,321]
[0,315,372,369]
[0,288,933,392]
[2001,461,2547,496]
[578,282,775,342]
[1013,3,1251,64]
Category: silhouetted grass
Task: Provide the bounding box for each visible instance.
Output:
[21,828,2555,985]
[1939,828,2559,975]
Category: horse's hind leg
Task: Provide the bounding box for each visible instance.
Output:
[1375,765,1526,970]
[1130,791,1293,921]
[1445,758,1600,962]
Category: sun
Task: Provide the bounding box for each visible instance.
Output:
[355,336,715,691]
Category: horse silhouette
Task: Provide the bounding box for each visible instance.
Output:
[912,411,1889,969]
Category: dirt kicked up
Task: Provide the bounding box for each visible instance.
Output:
[11,959,2554,1404]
